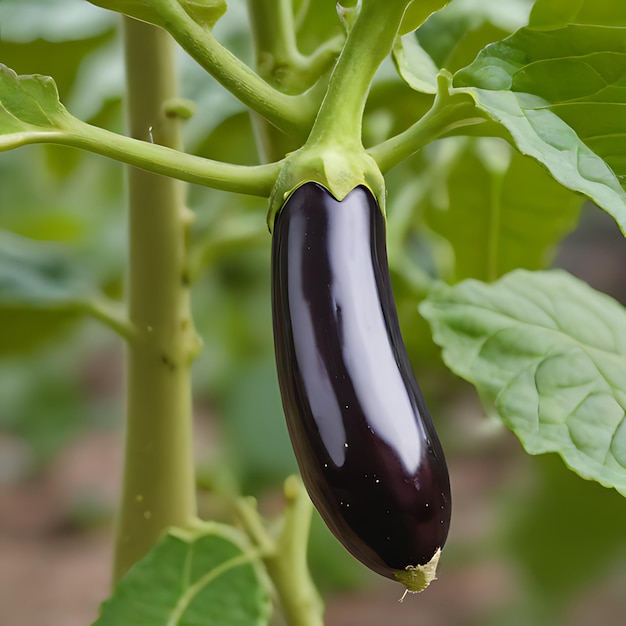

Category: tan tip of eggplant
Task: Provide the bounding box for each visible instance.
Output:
[394,548,441,598]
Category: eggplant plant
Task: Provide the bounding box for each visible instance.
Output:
[1,0,626,624]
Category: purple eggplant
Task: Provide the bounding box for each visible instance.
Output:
[271,182,451,591]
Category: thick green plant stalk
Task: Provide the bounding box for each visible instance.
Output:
[231,477,324,626]
[147,0,316,137]
[113,17,199,582]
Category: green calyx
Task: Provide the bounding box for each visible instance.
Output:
[394,547,441,594]
[267,144,385,231]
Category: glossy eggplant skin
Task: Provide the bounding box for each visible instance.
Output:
[271,182,451,581]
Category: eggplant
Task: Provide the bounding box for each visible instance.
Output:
[271,182,451,591]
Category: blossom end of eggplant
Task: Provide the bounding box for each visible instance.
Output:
[394,547,441,593]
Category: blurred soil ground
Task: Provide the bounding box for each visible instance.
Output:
[1,424,625,626]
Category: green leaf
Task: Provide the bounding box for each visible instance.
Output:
[505,454,626,613]
[293,0,346,55]
[420,269,626,497]
[0,232,92,354]
[529,0,626,29]
[0,231,129,350]
[454,25,626,233]
[0,62,277,197]
[0,306,83,355]
[392,34,439,94]
[0,64,78,149]
[95,523,272,625]
[399,0,450,35]
[422,138,584,282]
[0,232,91,304]
[0,0,116,43]
[416,0,534,72]
[87,0,227,30]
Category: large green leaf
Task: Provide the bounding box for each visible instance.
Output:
[0,232,93,354]
[420,269,626,497]
[454,24,626,233]
[421,138,584,282]
[416,0,535,72]
[529,0,626,29]
[94,523,271,625]
[0,231,127,352]
[0,232,92,304]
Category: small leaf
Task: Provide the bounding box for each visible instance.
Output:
[399,0,450,35]
[183,0,227,29]
[94,523,272,626]
[454,25,626,233]
[0,64,77,149]
[392,34,439,94]
[420,269,626,497]
[87,0,227,30]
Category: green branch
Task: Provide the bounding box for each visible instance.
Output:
[246,0,342,95]
[150,0,316,137]
[265,476,324,626]
[5,121,280,196]
[245,0,341,163]
[6,125,279,196]
[234,477,324,626]
[82,297,136,341]
[368,73,487,172]
[245,0,343,162]
[188,213,267,281]
[67,122,282,196]
[0,62,280,196]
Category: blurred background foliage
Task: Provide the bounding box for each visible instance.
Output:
[1,1,626,625]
